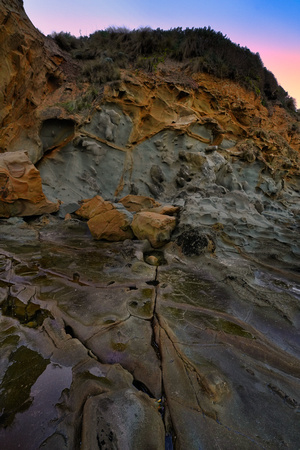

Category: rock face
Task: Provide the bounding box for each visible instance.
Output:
[0,151,58,216]
[0,1,300,449]
[0,0,78,163]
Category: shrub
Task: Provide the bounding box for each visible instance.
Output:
[49,26,296,114]
[82,58,121,84]
[51,31,79,52]
[58,87,99,113]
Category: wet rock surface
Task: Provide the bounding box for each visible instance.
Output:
[0,217,299,449]
[0,1,300,447]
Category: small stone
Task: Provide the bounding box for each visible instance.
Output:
[145,255,160,266]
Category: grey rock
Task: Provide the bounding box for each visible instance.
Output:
[58,201,80,218]
[150,164,165,184]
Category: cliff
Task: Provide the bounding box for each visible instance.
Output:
[0,1,300,449]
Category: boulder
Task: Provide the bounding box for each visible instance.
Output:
[76,195,134,241]
[131,211,176,248]
[88,208,134,241]
[75,195,113,219]
[0,151,58,217]
[81,388,165,450]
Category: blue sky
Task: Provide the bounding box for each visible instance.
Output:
[24,0,300,106]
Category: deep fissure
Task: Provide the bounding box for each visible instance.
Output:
[150,265,176,449]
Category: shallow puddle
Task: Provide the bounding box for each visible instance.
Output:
[0,361,72,450]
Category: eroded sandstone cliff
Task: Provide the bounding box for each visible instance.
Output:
[0,1,300,449]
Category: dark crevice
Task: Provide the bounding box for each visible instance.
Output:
[65,325,75,338]
[146,279,159,286]
[128,285,138,290]
[150,266,176,449]
[132,379,155,398]
[165,434,174,449]
[150,267,160,360]
[151,332,161,360]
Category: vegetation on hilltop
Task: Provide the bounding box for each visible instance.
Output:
[50,26,297,113]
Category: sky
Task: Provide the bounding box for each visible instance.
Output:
[24,0,300,108]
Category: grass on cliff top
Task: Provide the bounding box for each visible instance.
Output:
[50,26,297,114]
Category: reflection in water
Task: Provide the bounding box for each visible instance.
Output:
[0,346,49,428]
[0,362,72,450]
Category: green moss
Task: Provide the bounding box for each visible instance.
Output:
[202,315,254,338]
[164,306,185,320]
[141,288,153,299]
[162,269,221,308]
[0,334,20,349]
[111,342,127,352]
[141,300,152,316]
[164,306,253,338]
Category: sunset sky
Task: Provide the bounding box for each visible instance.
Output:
[24,0,300,107]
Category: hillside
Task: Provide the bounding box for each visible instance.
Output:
[52,26,298,112]
[0,1,300,449]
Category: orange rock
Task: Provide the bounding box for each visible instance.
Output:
[88,209,134,241]
[0,0,79,163]
[75,195,113,219]
[131,212,176,248]
[77,195,134,241]
[118,195,161,213]
[150,205,180,216]
[119,195,179,216]
[0,151,58,217]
